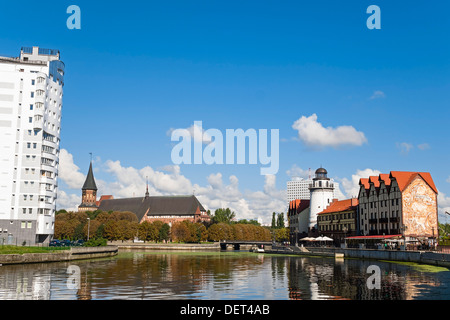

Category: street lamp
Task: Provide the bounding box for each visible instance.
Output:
[87,217,90,241]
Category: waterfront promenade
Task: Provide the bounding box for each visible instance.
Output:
[268,245,450,268]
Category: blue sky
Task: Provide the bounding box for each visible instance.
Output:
[1,1,449,223]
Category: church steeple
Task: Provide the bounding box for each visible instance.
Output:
[78,158,98,212]
[82,161,97,191]
[145,176,149,198]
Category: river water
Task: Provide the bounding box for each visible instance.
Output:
[0,250,449,300]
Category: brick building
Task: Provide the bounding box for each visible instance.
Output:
[97,194,210,225]
[357,171,438,246]
[78,161,210,225]
[317,198,358,245]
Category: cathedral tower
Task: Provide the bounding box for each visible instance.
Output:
[78,161,98,212]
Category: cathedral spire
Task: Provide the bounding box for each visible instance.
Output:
[82,161,97,191]
[145,176,149,198]
[78,158,98,212]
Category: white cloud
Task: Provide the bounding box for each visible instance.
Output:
[57,150,287,224]
[397,142,431,154]
[340,168,381,198]
[286,164,311,180]
[417,143,430,151]
[58,149,89,189]
[292,114,367,149]
[369,90,386,100]
[57,190,81,212]
[396,142,414,155]
[437,191,450,224]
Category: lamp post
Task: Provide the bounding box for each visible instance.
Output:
[87,217,90,241]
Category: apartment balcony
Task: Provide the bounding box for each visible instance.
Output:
[33,116,44,131]
[379,218,389,224]
[389,217,399,223]
[40,175,54,185]
[369,218,378,224]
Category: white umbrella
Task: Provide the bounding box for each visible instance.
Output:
[316,236,333,241]
[300,237,316,241]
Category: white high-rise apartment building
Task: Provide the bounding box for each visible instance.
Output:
[0,47,64,245]
[287,177,345,202]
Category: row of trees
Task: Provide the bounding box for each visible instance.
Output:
[439,223,450,245]
[54,208,287,243]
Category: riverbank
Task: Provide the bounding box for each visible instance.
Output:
[0,245,118,265]
[109,241,220,251]
[267,246,450,269]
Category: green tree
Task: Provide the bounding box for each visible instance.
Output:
[207,223,233,241]
[276,212,285,228]
[212,208,236,224]
[159,223,170,242]
[271,212,276,228]
[274,227,289,242]
[172,222,190,242]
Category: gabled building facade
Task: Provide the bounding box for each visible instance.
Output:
[288,199,310,244]
[358,171,438,242]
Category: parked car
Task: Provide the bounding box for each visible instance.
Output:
[60,239,72,247]
[73,239,85,246]
[49,239,61,247]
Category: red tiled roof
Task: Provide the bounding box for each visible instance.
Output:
[289,199,310,213]
[359,171,438,195]
[96,195,114,207]
[359,178,370,189]
[369,176,380,188]
[379,173,391,186]
[390,171,437,194]
[319,198,358,214]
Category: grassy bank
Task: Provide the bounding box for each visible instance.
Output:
[0,245,70,255]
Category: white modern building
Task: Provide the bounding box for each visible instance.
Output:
[0,46,64,245]
[287,177,345,202]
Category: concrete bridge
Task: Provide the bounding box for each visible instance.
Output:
[219,240,273,251]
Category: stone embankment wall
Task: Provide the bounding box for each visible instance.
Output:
[269,246,450,268]
[0,246,118,265]
[341,248,450,268]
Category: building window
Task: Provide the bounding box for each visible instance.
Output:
[30,104,33,110]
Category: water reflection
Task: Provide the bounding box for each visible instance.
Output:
[0,251,448,300]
